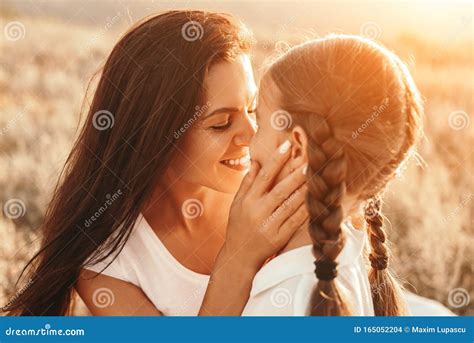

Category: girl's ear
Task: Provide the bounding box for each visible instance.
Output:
[290,125,308,168]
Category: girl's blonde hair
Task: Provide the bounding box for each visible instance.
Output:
[263,34,423,316]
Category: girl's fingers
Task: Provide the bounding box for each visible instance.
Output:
[235,160,260,201]
[263,163,307,213]
[252,140,292,196]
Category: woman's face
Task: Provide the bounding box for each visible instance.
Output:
[168,54,258,193]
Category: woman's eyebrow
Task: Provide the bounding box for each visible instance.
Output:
[202,107,240,119]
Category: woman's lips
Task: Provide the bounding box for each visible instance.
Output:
[220,155,250,171]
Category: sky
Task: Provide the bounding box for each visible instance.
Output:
[2,0,472,44]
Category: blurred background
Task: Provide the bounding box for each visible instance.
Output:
[0,0,472,315]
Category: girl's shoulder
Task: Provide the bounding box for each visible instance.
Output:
[243,220,372,316]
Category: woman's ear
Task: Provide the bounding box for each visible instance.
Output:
[290,125,308,168]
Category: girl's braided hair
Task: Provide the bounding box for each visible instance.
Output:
[263,34,423,315]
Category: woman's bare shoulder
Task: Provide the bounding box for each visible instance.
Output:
[75,268,162,316]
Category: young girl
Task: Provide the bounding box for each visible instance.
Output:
[243,34,423,316]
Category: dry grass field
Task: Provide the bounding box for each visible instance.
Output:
[0,3,472,315]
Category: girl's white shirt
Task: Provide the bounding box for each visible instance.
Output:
[242,219,374,316]
[84,213,375,316]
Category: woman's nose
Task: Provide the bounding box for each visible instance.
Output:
[234,113,257,147]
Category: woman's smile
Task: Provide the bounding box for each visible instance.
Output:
[220,154,251,171]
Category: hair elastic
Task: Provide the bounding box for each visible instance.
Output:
[314,260,338,280]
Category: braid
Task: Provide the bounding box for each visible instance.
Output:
[363,61,417,316]
[305,115,351,316]
[365,195,408,316]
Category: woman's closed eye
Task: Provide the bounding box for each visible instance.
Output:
[210,121,232,130]
[248,108,258,130]
[207,106,256,131]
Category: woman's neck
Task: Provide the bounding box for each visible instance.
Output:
[142,173,234,236]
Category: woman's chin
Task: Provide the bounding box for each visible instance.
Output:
[215,174,246,194]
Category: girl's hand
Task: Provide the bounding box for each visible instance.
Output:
[223,139,308,270]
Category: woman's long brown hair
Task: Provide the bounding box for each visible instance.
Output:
[3,10,251,315]
[264,35,423,316]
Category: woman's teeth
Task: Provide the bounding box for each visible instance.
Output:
[221,155,250,166]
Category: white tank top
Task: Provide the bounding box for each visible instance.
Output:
[84,213,375,316]
[84,214,210,315]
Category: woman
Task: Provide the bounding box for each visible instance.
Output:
[243,34,424,315]
[3,10,307,316]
